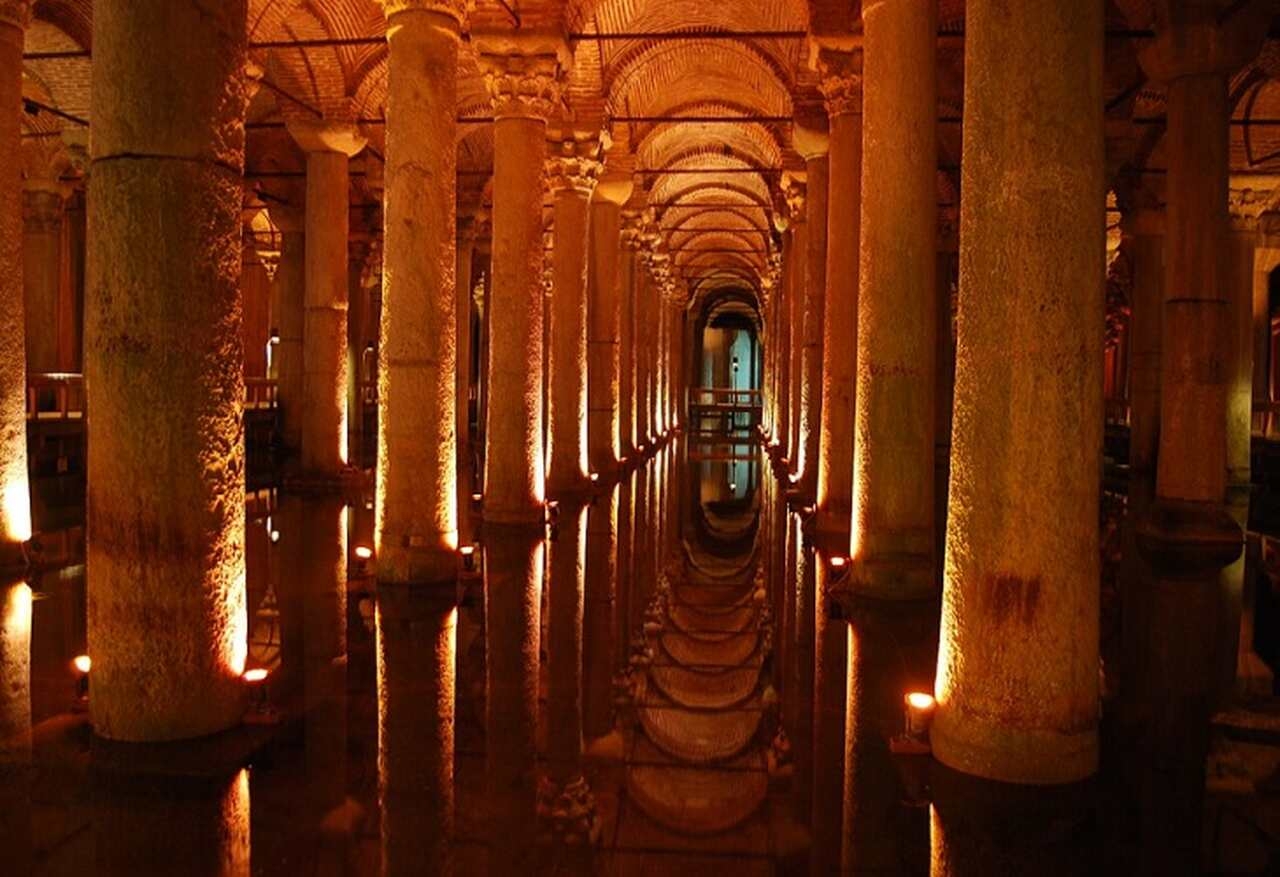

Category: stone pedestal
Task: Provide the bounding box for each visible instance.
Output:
[932,0,1104,784]
[86,0,251,741]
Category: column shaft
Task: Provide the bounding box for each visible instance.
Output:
[815,64,862,537]
[270,209,305,454]
[588,198,622,473]
[850,0,937,596]
[86,0,250,740]
[485,114,548,521]
[932,0,1104,783]
[22,188,63,374]
[798,152,828,493]
[619,231,637,458]
[788,217,806,469]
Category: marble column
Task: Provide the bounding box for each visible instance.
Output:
[785,179,807,473]
[774,230,792,457]
[849,0,937,599]
[22,184,66,375]
[1125,206,1164,485]
[619,213,640,459]
[457,218,476,483]
[375,3,467,868]
[86,0,251,741]
[794,126,828,497]
[814,52,862,537]
[0,1,31,555]
[588,179,629,475]
[480,50,562,522]
[288,119,365,474]
[635,261,653,449]
[811,552,848,874]
[932,0,1104,784]
[584,485,619,741]
[268,205,306,455]
[547,139,601,497]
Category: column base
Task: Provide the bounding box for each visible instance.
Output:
[1135,498,1242,576]
[930,705,1097,785]
[847,551,936,601]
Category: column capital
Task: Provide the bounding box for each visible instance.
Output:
[0,0,31,31]
[480,50,566,121]
[793,121,829,160]
[594,172,633,206]
[816,49,862,118]
[286,117,368,157]
[546,138,603,197]
[380,0,471,25]
[1139,1,1271,82]
[1229,183,1279,230]
[620,209,645,249]
[782,172,807,223]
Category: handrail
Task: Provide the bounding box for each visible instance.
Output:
[688,387,763,407]
[27,373,282,419]
[244,377,278,410]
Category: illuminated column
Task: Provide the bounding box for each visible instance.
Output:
[584,484,619,741]
[0,1,31,555]
[378,0,463,584]
[268,205,306,455]
[480,49,562,521]
[374,3,466,868]
[546,138,601,497]
[457,217,476,482]
[288,119,365,474]
[22,183,66,374]
[849,0,937,597]
[814,52,862,537]
[655,299,668,436]
[932,0,1103,783]
[785,177,807,473]
[634,260,653,448]
[0,580,32,875]
[774,230,792,456]
[794,126,828,496]
[588,178,631,475]
[619,212,641,459]
[86,0,250,741]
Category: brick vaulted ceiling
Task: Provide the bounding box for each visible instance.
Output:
[16,0,1280,309]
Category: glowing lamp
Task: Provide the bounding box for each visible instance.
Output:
[546,501,560,521]
[72,654,91,675]
[243,667,271,716]
[72,654,91,706]
[904,692,936,738]
[471,493,483,504]
[829,556,848,570]
[270,529,280,544]
[728,482,737,492]
[354,545,373,560]
[269,330,280,345]
[242,668,270,684]
[589,472,600,483]
[460,545,477,572]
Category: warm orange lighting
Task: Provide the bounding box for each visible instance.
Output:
[906,692,935,710]
[471,493,483,502]
[354,545,373,560]
[73,654,91,675]
[589,472,600,483]
[829,556,847,569]
[242,667,269,683]
[459,545,475,556]
[2,479,32,543]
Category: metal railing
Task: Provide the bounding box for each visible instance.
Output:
[245,377,278,411]
[688,387,763,408]
[26,373,282,420]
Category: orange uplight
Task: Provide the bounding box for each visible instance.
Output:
[829,556,847,568]
[589,472,600,483]
[72,654,91,675]
[471,493,483,502]
[354,545,374,560]
[242,667,269,684]
[906,692,935,710]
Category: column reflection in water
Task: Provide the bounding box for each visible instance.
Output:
[93,768,250,877]
[929,765,1097,877]
[484,525,544,873]
[543,501,598,848]
[791,513,815,822]
[615,471,635,682]
[840,596,937,874]
[811,554,848,873]
[0,581,31,873]
[376,582,457,875]
[584,485,619,744]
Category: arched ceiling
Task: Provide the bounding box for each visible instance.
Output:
[15,0,1280,315]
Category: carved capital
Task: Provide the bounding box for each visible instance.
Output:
[0,0,32,32]
[287,118,367,157]
[620,210,645,250]
[481,53,565,121]
[380,0,471,25]
[817,50,862,118]
[546,138,603,197]
[782,173,807,222]
[1229,185,1279,228]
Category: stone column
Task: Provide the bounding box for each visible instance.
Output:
[457,217,476,482]
[588,178,630,476]
[773,230,792,457]
[1131,8,1268,865]
[811,551,848,873]
[546,138,601,497]
[794,126,828,496]
[288,119,365,474]
[22,184,66,375]
[480,50,563,522]
[584,485,619,741]
[347,234,374,466]
[268,205,306,455]
[86,0,251,740]
[634,261,653,448]
[375,3,467,868]
[0,1,31,558]
[932,0,1104,784]
[785,178,807,472]
[653,295,667,438]
[0,580,32,875]
[849,0,937,598]
[1124,206,1164,487]
[619,213,640,459]
[814,52,862,537]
